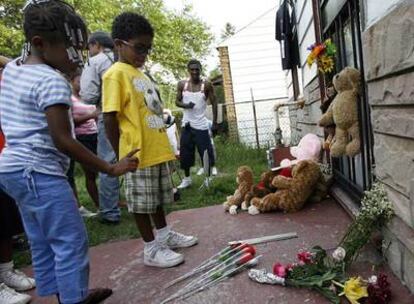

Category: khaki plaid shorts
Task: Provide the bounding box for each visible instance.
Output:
[125,162,173,214]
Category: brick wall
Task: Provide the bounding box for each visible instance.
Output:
[217,46,239,141]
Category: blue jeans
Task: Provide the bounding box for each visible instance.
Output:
[0,170,89,304]
[97,115,120,221]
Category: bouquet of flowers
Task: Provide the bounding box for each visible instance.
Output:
[248,182,394,304]
[307,38,337,74]
[249,248,392,304]
[339,182,394,266]
[270,246,346,303]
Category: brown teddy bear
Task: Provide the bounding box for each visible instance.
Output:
[243,170,278,210]
[318,67,361,157]
[248,160,322,214]
[223,166,254,215]
[242,168,292,211]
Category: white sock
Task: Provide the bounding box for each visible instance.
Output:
[156,226,171,242]
[0,261,13,273]
[144,240,157,255]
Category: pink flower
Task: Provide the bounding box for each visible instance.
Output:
[273,263,287,278]
[297,251,313,264]
[286,263,295,272]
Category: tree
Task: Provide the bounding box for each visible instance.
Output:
[0,0,213,80]
[208,67,224,104]
[0,0,25,58]
[220,22,236,41]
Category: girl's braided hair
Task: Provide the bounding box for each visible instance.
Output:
[22,0,88,65]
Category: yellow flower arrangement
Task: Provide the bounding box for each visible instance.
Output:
[306,39,337,74]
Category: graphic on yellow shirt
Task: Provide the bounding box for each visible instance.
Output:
[132,78,165,130]
[102,62,175,168]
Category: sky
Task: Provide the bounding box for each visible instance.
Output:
[164,0,278,72]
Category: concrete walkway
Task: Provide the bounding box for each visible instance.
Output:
[27,200,414,304]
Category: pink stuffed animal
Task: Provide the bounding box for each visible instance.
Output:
[278,133,322,169]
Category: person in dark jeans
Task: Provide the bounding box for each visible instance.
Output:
[80,31,122,224]
[175,59,218,189]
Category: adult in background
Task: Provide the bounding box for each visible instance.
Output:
[175,59,217,189]
[80,31,121,224]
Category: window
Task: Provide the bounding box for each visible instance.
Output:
[321,0,374,199]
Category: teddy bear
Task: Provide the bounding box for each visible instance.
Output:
[223,165,254,215]
[242,168,292,211]
[318,67,361,157]
[248,160,322,215]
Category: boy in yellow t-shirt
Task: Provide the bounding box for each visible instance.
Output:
[102,12,198,268]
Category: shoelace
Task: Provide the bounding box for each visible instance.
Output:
[158,246,178,259]
[149,243,176,259]
[2,270,31,285]
[169,232,189,242]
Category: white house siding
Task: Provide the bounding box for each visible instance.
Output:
[289,0,322,145]
[296,0,318,88]
[219,7,291,147]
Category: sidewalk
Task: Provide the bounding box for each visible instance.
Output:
[26,200,414,303]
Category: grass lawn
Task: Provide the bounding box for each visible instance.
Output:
[15,137,269,266]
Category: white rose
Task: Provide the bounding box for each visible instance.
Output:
[332,247,346,262]
[368,275,378,284]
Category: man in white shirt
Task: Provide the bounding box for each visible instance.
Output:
[175,59,217,189]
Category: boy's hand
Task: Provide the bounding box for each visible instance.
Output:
[108,149,139,176]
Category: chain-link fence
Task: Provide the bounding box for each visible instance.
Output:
[216,98,293,149]
[170,98,300,150]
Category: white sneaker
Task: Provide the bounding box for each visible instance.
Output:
[144,244,184,268]
[79,206,97,218]
[164,231,198,249]
[196,168,204,176]
[0,269,35,292]
[212,167,218,176]
[0,283,31,304]
[177,177,192,189]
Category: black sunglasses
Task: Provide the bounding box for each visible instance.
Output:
[120,40,152,55]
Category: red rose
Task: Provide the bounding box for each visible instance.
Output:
[297,251,313,264]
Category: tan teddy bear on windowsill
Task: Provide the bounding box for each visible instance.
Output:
[319,67,361,157]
